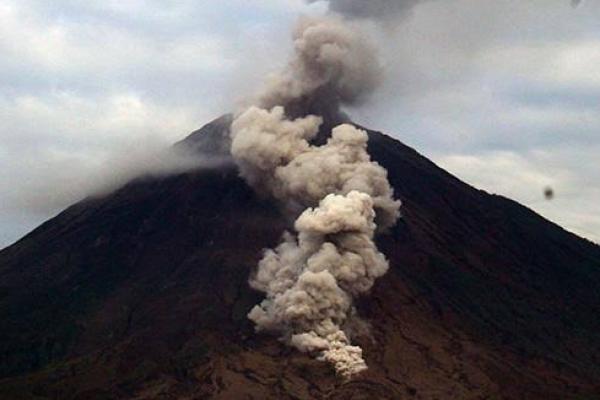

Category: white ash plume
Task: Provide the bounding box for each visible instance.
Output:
[248,191,390,378]
[231,108,400,377]
[230,13,400,379]
[231,106,400,229]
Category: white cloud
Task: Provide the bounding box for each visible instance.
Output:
[0,91,213,215]
[0,0,319,247]
[343,0,600,244]
[0,2,234,78]
[436,147,600,243]
[478,41,600,88]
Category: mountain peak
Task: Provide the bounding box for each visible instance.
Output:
[1,117,599,399]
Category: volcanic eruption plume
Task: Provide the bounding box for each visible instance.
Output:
[308,0,427,21]
[256,16,382,112]
[230,10,401,379]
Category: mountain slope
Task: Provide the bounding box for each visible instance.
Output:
[0,116,599,399]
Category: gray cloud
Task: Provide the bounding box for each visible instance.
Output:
[0,0,304,248]
[342,0,600,242]
[308,0,426,20]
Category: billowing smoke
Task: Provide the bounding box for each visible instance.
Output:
[231,107,399,229]
[230,12,400,378]
[248,191,389,378]
[257,16,382,115]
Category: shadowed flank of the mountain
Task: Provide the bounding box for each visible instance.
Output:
[0,115,599,399]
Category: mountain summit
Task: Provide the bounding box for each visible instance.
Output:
[1,116,599,399]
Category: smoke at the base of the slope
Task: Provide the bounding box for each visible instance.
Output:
[247,190,391,378]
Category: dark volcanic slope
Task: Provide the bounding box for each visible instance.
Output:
[1,116,599,400]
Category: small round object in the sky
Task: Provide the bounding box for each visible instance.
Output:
[544,186,555,200]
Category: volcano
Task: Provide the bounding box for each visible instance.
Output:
[1,115,599,400]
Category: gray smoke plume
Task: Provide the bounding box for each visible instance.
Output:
[308,0,427,21]
[257,16,382,114]
[230,14,400,378]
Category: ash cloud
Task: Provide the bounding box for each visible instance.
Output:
[256,16,382,117]
[231,14,400,378]
[308,0,428,21]
[248,191,389,378]
[231,106,399,229]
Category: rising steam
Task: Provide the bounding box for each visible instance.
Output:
[230,12,400,378]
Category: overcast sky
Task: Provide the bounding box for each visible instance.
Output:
[0,0,598,248]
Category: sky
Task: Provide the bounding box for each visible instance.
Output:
[0,0,598,248]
